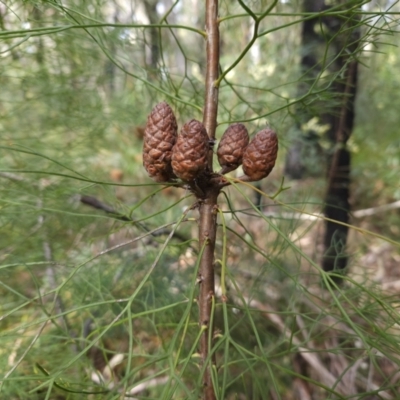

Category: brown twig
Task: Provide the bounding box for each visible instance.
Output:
[203,0,220,157]
[197,190,219,400]
[79,194,190,243]
[197,0,220,399]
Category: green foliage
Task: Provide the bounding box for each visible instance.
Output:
[354,38,400,206]
[1,0,400,399]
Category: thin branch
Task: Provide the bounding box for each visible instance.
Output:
[0,171,27,182]
[38,200,70,334]
[0,23,206,40]
[79,195,190,243]
[203,0,220,148]
[222,283,394,399]
[352,200,400,218]
[1,320,49,390]
[197,1,221,399]
[261,199,400,220]
[80,195,130,220]
[3,172,398,220]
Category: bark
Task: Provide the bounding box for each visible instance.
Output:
[284,0,360,276]
[198,190,219,400]
[284,0,326,179]
[197,0,220,398]
[321,4,359,276]
[322,60,358,276]
[143,0,160,71]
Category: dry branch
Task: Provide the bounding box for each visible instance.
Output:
[79,194,190,243]
[216,275,394,399]
[195,0,221,398]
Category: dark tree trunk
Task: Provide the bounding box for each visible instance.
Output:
[323,148,351,273]
[321,6,359,277]
[32,6,45,65]
[284,0,360,277]
[284,0,326,179]
[143,0,160,71]
[322,60,358,276]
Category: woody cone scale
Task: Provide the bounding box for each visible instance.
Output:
[143,102,178,182]
[171,119,209,181]
[239,128,278,182]
[217,123,249,174]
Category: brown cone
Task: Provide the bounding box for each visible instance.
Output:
[240,128,278,182]
[217,123,249,175]
[171,119,209,181]
[143,102,178,182]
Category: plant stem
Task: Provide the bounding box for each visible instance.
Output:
[198,190,218,400]
[198,0,220,399]
[203,0,220,148]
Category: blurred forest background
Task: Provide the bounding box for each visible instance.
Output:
[1,0,400,399]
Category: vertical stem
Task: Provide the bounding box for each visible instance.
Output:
[198,191,218,400]
[203,0,220,168]
[198,0,220,399]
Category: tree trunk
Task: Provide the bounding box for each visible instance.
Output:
[284,0,360,276]
[322,59,358,277]
[143,0,160,72]
[284,0,326,179]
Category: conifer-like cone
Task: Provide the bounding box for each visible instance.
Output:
[143,102,177,182]
[217,123,249,175]
[240,128,278,182]
[171,119,209,181]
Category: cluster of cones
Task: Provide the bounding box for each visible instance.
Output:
[143,102,278,185]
